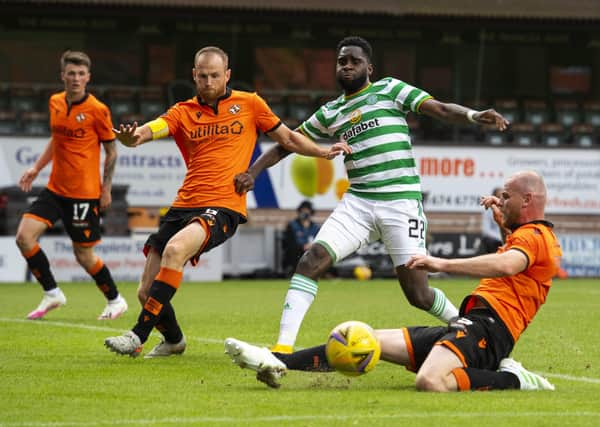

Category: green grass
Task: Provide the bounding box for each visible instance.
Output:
[1,278,599,426]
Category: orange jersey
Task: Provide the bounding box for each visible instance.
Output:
[473,221,562,342]
[160,88,281,218]
[47,92,115,199]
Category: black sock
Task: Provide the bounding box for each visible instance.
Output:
[455,367,520,391]
[91,265,119,300]
[132,280,177,343]
[25,246,57,291]
[277,344,333,372]
[156,302,183,343]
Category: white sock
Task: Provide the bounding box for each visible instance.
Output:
[108,294,122,304]
[428,288,459,322]
[276,274,318,346]
[45,288,62,298]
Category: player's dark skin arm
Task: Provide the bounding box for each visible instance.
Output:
[234,144,292,194]
[419,99,509,131]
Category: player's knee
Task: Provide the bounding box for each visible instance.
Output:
[415,372,446,392]
[161,243,184,266]
[297,244,331,275]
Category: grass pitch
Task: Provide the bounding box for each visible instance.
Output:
[1,277,599,426]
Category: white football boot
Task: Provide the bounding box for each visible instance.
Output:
[98,295,128,320]
[224,337,287,388]
[104,331,143,358]
[26,289,67,320]
[499,358,555,391]
[144,336,187,358]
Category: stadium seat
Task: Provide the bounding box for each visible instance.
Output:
[523,100,549,127]
[9,86,40,113]
[484,129,508,146]
[554,100,580,127]
[493,99,520,124]
[21,111,49,136]
[287,94,314,123]
[0,110,18,135]
[139,86,167,121]
[539,123,565,147]
[582,100,600,129]
[571,123,596,147]
[511,123,537,146]
[263,93,287,121]
[106,88,138,121]
[167,80,195,105]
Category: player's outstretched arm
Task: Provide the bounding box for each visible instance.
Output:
[269,124,351,159]
[419,99,509,131]
[113,122,153,147]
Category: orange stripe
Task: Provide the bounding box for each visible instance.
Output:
[144,296,163,316]
[451,368,471,391]
[437,340,468,368]
[23,213,53,228]
[86,258,104,276]
[402,327,417,372]
[74,240,101,248]
[23,243,41,259]
[156,267,183,289]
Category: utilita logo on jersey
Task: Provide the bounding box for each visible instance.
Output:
[51,125,86,138]
[189,120,244,139]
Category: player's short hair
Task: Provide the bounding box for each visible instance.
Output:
[194,46,229,69]
[60,50,91,71]
[337,36,373,62]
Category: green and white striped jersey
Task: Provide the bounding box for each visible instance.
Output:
[298,77,431,201]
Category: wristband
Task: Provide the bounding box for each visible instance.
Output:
[467,110,478,123]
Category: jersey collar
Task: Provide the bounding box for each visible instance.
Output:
[510,219,554,232]
[344,82,372,101]
[196,87,232,114]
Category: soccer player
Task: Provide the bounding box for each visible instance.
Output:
[103,46,350,358]
[234,36,510,354]
[226,171,560,392]
[16,50,128,320]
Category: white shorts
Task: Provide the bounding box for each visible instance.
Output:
[314,192,427,267]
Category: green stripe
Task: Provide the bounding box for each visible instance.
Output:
[388,80,407,101]
[402,88,425,111]
[290,283,318,295]
[314,241,337,263]
[347,158,416,178]
[301,121,329,139]
[350,175,420,190]
[341,124,410,145]
[347,189,422,201]
[345,141,411,161]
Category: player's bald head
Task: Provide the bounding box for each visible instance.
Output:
[194,46,229,69]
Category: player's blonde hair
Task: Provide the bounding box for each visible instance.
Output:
[60,50,91,71]
[194,46,229,69]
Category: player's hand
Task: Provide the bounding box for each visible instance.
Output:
[324,141,352,160]
[479,194,502,210]
[114,122,142,147]
[405,254,446,272]
[234,172,255,194]
[100,187,112,211]
[473,109,510,131]
[18,167,39,192]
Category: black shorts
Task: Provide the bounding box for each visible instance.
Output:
[144,207,241,264]
[25,188,101,245]
[404,300,514,372]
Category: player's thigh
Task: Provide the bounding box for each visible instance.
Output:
[162,221,206,265]
[377,199,427,266]
[60,196,102,245]
[18,189,61,242]
[314,193,377,263]
[16,216,49,246]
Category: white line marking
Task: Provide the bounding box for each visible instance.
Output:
[2,412,600,427]
[1,317,599,385]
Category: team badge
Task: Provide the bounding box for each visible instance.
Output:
[76,113,86,122]
[349,110,362,124]
[366,94,378,105]
[229,104,241,114]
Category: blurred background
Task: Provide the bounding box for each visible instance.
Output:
[0,0,598,280]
